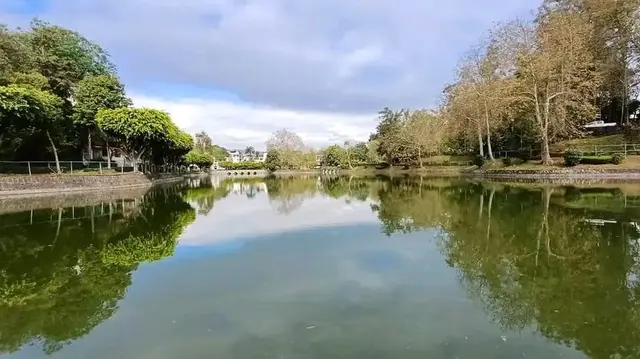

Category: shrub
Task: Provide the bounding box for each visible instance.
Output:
[218,161,264,170]
[563,148,583,167]
[612,153,625,165]
[501,157,513,166]
[473,155,486,168]
[581,156,613,165]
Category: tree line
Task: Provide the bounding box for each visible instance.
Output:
[0,20,195,173]
[367,0,640,166]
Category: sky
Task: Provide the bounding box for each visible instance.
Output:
[1,0,539,150]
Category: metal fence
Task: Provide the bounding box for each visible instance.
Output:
[0,161,138,175]
[0,160,195,175]
[493,143,640,158]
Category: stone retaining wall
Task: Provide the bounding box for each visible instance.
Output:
[0,173,165,197]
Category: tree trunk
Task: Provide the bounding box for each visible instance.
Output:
[484,102,494,160]
[46,130,61,173]
[418,148,423,168]
[106,142,112,169]
[87,130,92,161]
[477,122,484,157]
[541,132,552,165]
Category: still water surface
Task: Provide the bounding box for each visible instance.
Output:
[1,175,640,358]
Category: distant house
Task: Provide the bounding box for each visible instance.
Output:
[226,149,267,163]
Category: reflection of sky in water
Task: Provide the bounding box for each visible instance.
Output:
[6,185,586,359]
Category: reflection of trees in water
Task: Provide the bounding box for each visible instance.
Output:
[263,175,385,215]
[370,179,640,359]
[265,176,320,215]
[0,188,196,355]
[306,176,640,358]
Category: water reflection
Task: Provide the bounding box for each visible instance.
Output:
[2,175,640,358]
[0,186,195,355]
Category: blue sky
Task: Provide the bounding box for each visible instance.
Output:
[1,0,540,149]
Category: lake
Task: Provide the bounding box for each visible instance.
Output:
[1,175,639,359]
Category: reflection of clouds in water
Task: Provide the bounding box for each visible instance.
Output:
[178,191,378,246]
[71,225,581,359]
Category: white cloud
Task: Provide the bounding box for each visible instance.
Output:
[131,93,377,149]
[0,0,540,114]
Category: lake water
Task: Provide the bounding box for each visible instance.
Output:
[1,175,640,359]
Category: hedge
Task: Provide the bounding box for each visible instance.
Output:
[218,161,265,170]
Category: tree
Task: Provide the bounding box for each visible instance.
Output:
[322,145,347,167]
[265,149,282,172]
[26,19,115,101]
[194,131,213,152]
[371,107,408,164]
[245,146,255,157]
[402,110,447,167]
[184,151,214,170]
[266,129,311,169]
[0,85,64,172]
[73,74,131,164]
[456,40,513,160]
[96,108,177,172]
[499,15,601,164]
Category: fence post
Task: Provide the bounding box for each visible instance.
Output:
[121,163,124,173]
[70,161,73,174]
[625,143,628,156]
[99,162,103,174]
[27,161,31,176]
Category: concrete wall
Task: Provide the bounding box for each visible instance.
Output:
[0,173,157,197]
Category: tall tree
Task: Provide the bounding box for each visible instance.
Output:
[26,19,115,101]
[96,108,177,172]
[499,14,601,164]
[194,131,213,153]
[0,85,64,172]
[73,74,131,163]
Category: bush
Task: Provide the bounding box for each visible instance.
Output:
[473,155,486,168]
[581,156,613,165]
[612,153,625,165]
[265,149,282,172]
[501,157,512,166]
[563,148,583,167]
[218,161,264,170]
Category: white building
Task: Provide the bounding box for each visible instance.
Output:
[226,149,267,163]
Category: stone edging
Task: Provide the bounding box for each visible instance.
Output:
[0,173,184,198]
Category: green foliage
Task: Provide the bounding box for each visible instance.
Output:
[184,151,214,169]
[581,155,615,165]
[473,155,486,168]
[218,161,264,170]
[265,149,282,172]
[322,145,347,167]
[73,75,130,128]
[96,108,187,170]
[0,188,195,355]
[612,153,625,165]
[26,19,115,100]
[0,85,64,166]
[564,148,583,166]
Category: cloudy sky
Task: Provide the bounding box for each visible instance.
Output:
[2,0,539,149]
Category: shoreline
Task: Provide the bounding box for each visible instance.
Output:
[0,173,185,198]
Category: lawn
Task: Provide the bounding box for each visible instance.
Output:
[551,134,625,152]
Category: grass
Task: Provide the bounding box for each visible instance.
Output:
[551,134,624,152]
[480,155,640,172]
